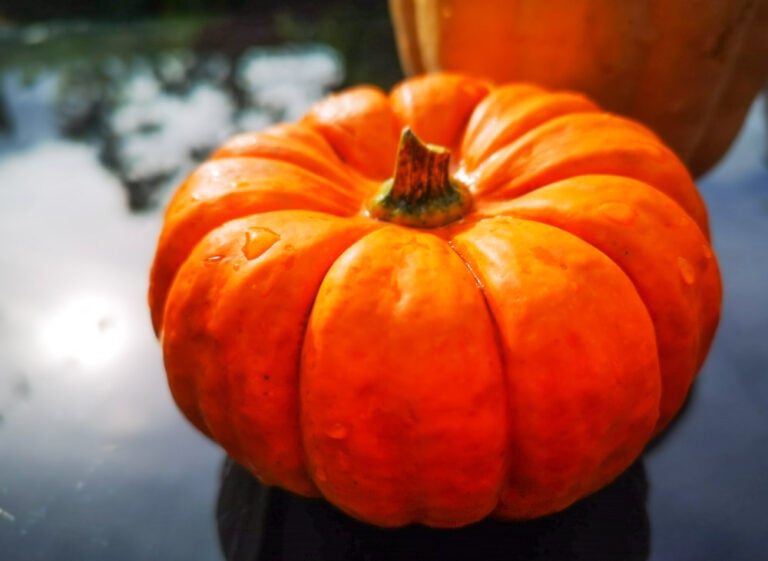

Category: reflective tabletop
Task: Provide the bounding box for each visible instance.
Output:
[1,9,767,561]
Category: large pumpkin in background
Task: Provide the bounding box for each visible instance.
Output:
[149,73,721,528]
[389,0,768,177]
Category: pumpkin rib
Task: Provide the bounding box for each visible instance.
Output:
[463,112,709,237]
[149,157,369,334]
[164,221,259,486]
[477,174,721,434]
[219,212,378,496]
[298,225,509,527]
[210,122,375,198]
[388,72,492,152]
[459,82,547,152]
[300,85,404,181]
[446,233,516,513]
[450,216,661,518]
[163,211,378,496]
[459,88,601,172]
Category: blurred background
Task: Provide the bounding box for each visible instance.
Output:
[0,2,766,561]
[0,1,399,210]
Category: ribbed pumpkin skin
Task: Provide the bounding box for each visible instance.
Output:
[389,0,768,177]
[150,73,721,528]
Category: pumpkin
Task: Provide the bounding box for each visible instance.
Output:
[388,0,768,177]
[149,73,721,528]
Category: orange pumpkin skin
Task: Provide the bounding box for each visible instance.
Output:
[150,73,721,527]
[389,0,768,177]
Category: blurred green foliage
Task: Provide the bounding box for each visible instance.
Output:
[0,1,401,89]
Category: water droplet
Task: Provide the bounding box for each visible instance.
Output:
[327,423,348,440]
[701,243,714,260]
[242,227,280,260]
[598,202,637,225]
[204,255,224,266]
[677,256,696,285]
[314,468,328,482]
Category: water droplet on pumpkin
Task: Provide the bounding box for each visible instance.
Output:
[677,256,696,285]
[242,227,280,260]
[598,202,637,225]
[701,243,714,260]
[327,423,348,440]
[204,254,224,266]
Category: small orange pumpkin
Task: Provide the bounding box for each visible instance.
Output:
[389,0,768,177]
[150,73,721,527]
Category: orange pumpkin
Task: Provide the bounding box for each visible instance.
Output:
[149,73,721,527]
[389,0,768,177]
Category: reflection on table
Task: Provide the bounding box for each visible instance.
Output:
[217,457,650,561]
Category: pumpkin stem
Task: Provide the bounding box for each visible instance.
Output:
[367,127,472,228]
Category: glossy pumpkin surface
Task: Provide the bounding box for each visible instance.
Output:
[389,0,768,177]
[150,73,721,527]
